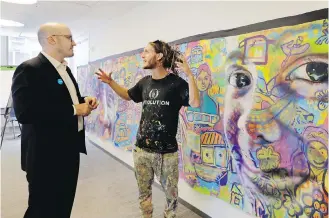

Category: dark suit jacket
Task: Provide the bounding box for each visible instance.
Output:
[11,53,87,172]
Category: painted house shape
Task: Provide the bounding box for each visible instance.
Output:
[230,183,244,209]
[193,131,229,183]
[201,131,228,168]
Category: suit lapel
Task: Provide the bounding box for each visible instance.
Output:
[66,67,82,98]
[37,52,60,78]
[37,53,73,102]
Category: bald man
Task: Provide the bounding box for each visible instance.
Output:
[11,23,98,218]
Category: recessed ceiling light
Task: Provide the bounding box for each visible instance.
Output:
[0,19,24,27]
[1,0,37,4]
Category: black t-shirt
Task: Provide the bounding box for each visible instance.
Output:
[128,73,190,153]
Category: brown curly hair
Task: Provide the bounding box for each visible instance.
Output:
[149,40,183,75]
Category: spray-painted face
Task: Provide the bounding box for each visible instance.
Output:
[223,19,328,216]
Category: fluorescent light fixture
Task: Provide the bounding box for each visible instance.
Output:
[1,0,37,4]
[0,19,24,27]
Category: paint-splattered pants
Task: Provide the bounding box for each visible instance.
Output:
[133,146,179,218]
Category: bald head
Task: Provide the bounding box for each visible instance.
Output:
[37,23,71,47]
[37,22,76,60]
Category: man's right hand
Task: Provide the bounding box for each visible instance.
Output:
[95,68,112,84]
[95,68,131,101]
[74,103,93,116]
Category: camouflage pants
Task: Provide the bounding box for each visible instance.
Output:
[133,146,179,218]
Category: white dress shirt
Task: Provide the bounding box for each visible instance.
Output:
[41,51,84,132]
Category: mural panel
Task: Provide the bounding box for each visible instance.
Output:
[78,18,328,218]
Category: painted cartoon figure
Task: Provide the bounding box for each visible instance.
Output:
[186,63,219,129]
[189,63,217,114]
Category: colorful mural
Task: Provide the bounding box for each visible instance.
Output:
[77,18,328,218]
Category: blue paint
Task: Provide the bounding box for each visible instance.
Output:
[197,177,218,190]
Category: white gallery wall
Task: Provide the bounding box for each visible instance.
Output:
[89,1,327,61]
[79,1,328,218]
[68,33,90,78]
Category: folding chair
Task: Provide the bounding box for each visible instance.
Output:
[0,107,11,148]
[9,107,21,138]
[0,94,21,149]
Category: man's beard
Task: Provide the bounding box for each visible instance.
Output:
[143,59,157,69]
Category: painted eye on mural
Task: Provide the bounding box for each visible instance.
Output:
[287,62,328,83]
[229,72,252,88]
[283,56,328,98]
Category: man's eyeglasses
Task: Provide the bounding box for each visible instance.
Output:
[51,35,73,42]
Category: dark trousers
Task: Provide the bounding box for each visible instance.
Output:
[23,152,80,218]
